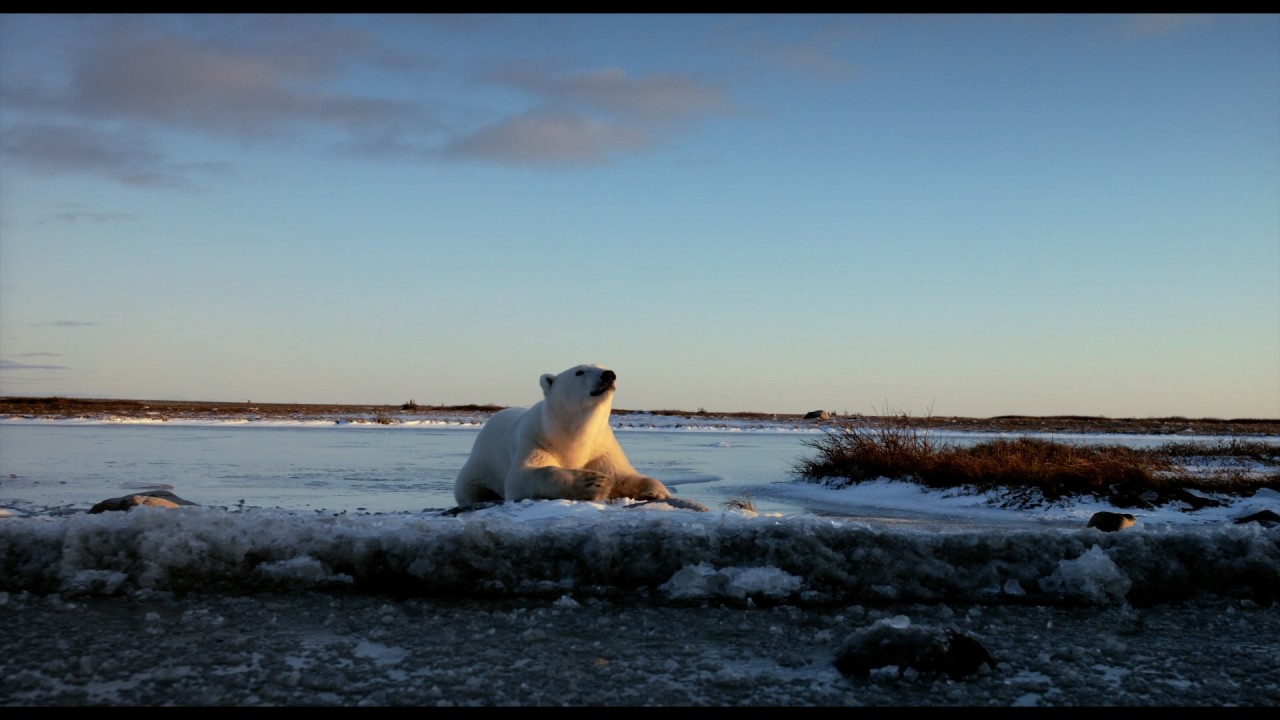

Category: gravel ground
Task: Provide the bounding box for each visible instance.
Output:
[3,590,1278,706]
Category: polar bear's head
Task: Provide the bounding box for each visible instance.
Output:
[540,364,617,415]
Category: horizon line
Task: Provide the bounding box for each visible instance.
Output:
[1,394,1277,423]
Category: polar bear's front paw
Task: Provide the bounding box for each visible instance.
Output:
[624,477,671,501]
[570,470,614,501]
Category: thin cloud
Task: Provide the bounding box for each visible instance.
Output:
[62,31,439,141]
[5,17,438,142]
[443,110,648,167]
[448,65,732,166]
[0,15,738,176]
[49,321,98,327]
[713,15,862,84]
[1,358,69,371]
[1117,13,1213,41]
[38,206,138,225]
[758,41,859,83]
[486,65,731,125]
[0,16,445,182]
[1,123,217,191]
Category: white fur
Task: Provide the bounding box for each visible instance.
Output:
[453,364,671,504]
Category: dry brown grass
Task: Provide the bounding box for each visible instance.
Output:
[793,410,1280,509]
[720,496,757,513]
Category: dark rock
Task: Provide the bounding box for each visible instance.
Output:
[89,490,198,514]
[1234,509,1280,527]
[804,410,830,420]
[439,501,503,517]
[835,618,996,681]
[1087,511,1136,532]
[1169,487,1221,510]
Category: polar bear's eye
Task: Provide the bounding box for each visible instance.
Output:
[575,370,585,376]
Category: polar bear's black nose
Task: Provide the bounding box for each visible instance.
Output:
[590,370,617,397]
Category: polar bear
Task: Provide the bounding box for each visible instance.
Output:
[453,364,672,504]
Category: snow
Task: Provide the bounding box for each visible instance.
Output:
[4,493,1275,603]
[1,415,1278,706]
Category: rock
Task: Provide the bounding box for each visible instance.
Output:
[834,618,996,680]
[1234,509,1280,527]
[439,501,503,516]
[89,490,198,514]
[1087,511,1136,532]
[1169,487,1221,510]
[804,410,830,420]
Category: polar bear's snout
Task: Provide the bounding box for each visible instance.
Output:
[591,370,617,397]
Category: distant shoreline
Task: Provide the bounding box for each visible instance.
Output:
[2,396,1277,436]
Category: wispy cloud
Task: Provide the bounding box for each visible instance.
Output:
[1117,13,1213,40]
[443,110,649,167]
[0,15,449,184]
[3,16,437,140]
[444,65,731,167]
[0,15,738,177]
[1,122,224,191]
[484,65,731,125]
[38,203,137,225]
[714,16,862,83]
[1,358,69,371]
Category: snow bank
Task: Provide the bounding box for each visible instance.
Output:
[2,502,1275,607]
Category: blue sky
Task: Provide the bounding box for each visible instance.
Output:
[1,13,1277,419]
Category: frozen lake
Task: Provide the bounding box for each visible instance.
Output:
[2,419,1273,526]
[0,422,825,517]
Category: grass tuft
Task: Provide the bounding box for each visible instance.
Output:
[793,408,1280,509]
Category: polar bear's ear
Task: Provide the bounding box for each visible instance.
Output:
[540,373,556,396]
